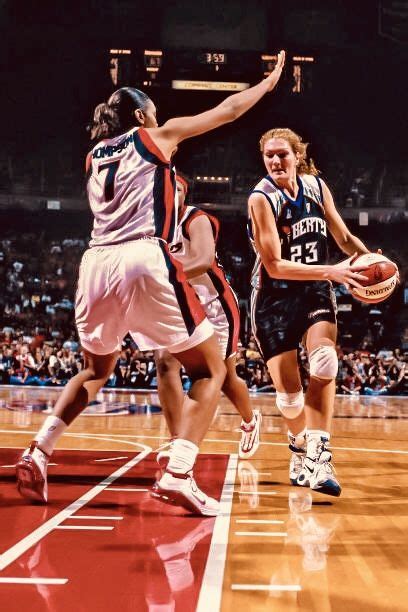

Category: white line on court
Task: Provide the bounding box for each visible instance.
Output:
[105,487,149,492]
[236,490,277,496]
[1,464,15,468]
[0,577,68,585]
[69,515,123,520]
[196,453,238,612]
[2,428,408,455]
[231,584,301,592]
[0,442,152,571]
[55,525,114,531]
[235,531,288,537]
[236,519,284,525]
[94,456,129,462]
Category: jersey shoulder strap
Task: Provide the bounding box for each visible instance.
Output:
[299,174,324,207]
[181,206,219,241]
[249,176,286,220]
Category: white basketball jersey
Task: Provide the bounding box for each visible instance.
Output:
[87,127,177,247]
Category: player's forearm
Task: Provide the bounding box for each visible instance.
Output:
[263,257,333,282]
[218,78,272,121]
[337,233,370,257]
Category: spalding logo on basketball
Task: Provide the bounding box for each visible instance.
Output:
[351,253,398,304]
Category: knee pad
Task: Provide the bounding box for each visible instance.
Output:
[276,390,304,419]
[309,345,338,380]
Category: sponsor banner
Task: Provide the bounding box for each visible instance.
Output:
[172,80,250,92]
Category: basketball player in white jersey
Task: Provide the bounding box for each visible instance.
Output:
[249,127,373,497]
[15,51,285,516]
[153,175,261,463]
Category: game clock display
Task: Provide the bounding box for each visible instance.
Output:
[198,52,227,64]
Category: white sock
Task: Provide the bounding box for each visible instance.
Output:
[288,427,307,449]
[35,416,67,456]
[167,438,198,474]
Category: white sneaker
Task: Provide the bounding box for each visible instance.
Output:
[151,471,220,516]
[288,433,306,486]
[16,442,50,503]
[156,449,171,473]
[239,410,262,459]
[297,437,341,497]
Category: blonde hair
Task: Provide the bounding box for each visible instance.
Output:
[259,128,319,176]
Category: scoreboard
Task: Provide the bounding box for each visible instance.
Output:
[108,48,314,93]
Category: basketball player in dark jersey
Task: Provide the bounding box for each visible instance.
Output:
[249,128,371,496]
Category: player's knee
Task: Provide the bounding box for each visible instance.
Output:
[276,390,304,419]
[190,361,226,387]
[155,352,180,377]
[212,361,227,386]
[309,345,338,380]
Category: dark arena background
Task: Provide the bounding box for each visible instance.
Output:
[0,1,407,611]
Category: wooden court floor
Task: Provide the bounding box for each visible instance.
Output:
[0,386,407,611]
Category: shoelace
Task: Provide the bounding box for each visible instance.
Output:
[293,454,304,468]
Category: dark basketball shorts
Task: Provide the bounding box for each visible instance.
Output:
[251,281,337,362]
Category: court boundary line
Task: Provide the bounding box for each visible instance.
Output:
[0,443,151,571]
[196,453,238,612]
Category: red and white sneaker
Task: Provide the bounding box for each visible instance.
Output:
[239,410,262,459]
[16,441,50,503]
[151,471,220,516]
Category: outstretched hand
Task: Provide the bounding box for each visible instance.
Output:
[264,50,286,92]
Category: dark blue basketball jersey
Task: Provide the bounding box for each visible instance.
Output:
[248,174,328,292]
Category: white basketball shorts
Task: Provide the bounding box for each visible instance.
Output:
[75,238,213,355]
[201,288,240,360]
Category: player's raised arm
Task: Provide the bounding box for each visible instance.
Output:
[149,50,285,156]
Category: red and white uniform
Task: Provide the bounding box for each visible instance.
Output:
[76,129,212,355]
[170,206,240,359]
[87,127,177,246]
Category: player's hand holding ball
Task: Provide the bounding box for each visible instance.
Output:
[348,252,399,303]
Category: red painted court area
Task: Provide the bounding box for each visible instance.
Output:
[0,448,229,612]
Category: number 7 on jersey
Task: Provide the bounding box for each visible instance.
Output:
[98,160,120,202]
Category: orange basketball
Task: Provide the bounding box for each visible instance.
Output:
[351,253,398,304]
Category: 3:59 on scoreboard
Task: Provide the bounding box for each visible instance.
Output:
[198,52,227,64]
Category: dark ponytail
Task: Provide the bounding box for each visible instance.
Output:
[88,103,121,141]
[88,87,151,142]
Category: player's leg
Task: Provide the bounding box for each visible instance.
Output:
[154,349,184,439]
[299,320,341,496]
[267,350,307,485]
[152,334,226,516]
[208,292,261,458]
[222,354,261,459]
[16,350,118,502]
[141,242,227,515]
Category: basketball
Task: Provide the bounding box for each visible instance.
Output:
[351,252,398,304]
